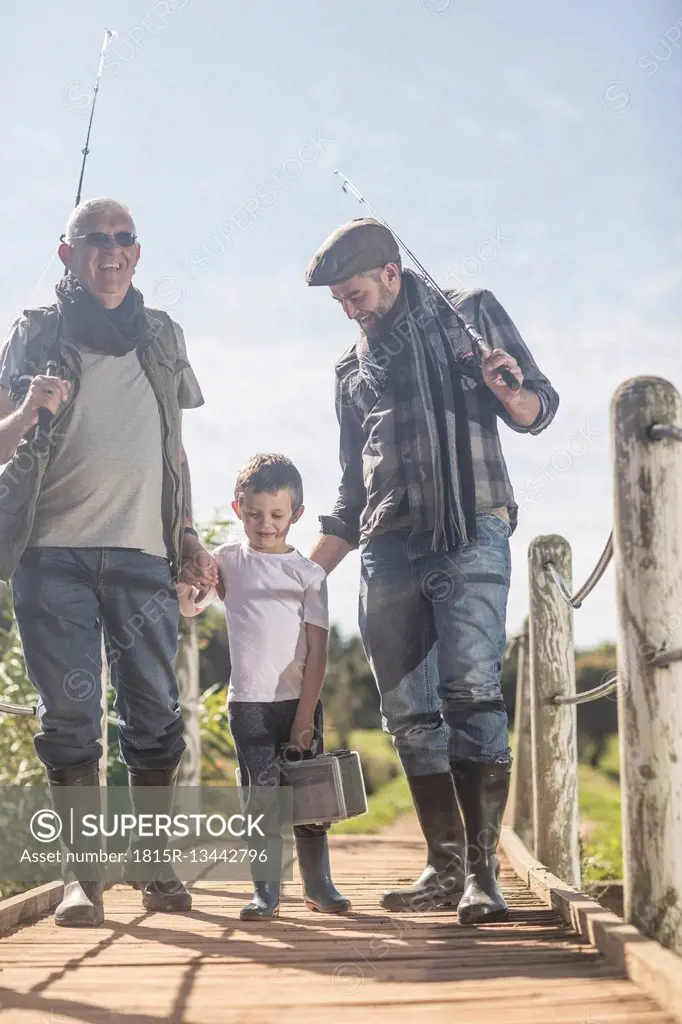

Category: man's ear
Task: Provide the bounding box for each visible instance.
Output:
[58,242,73,270]
[231,499,243,521]
[291,504,305,524]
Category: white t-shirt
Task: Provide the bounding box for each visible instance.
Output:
[210,541,329,702]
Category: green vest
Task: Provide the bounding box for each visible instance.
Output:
[0,305,186,582]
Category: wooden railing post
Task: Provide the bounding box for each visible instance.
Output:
[510,617,533,849]
[612,376,682,954]
[528,536,580,887]
[176,619,201,786]
[99,639,109,788]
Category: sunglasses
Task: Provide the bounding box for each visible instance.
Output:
[61,231,138,249]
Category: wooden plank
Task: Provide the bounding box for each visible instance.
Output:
[501,825,682,1023]
[0,880,63,936]
[0,820,675,1024]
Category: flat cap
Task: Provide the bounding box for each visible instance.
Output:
[305,217,400,286]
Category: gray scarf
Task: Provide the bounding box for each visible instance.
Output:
[351,269,479,551]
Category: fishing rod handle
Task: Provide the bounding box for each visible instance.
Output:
[500,367,521,391]
[452,309,522,392]
[34,360,59,451]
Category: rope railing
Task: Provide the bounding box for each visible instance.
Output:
[545,531,613,609]
[515,391,682,958]
[0,699,37,717]
[649,646,682,668]
[649,423,682,441]
[542,420,680,615]
[552,671,618,705]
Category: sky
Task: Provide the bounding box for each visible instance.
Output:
[1,0,681,649]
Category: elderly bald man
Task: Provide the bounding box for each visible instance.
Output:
[0,198,218,926]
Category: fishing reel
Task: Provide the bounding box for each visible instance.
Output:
[8,372,35,407]
[8,360,62,455]
[8,359,61,405]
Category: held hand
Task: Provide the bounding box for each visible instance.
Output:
[289,715,316,753]
[21,375,71,427]
[180,542,220,590]
[481,349,524,397]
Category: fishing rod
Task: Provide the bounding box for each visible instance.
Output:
[1,30,119,716]
[74,28,117,208]
[333,169,521,392]
[33,28,118,453]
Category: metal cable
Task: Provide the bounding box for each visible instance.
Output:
[552,673,618,705]
[545,532,613,609]
[649,423,682,442]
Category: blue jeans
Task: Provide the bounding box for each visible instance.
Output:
[11,547,185,772]
[359,513,512,775]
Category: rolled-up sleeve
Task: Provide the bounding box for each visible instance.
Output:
[0,317,27,392]
[477,290,559,436]
[318,374,366,547]
[171,319,205,410]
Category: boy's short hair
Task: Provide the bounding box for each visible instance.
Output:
[234,453,304,511]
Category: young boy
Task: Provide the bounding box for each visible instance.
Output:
[179,452,350,921]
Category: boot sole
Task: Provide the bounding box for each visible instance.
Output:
[305,898,351,915]
[458,906,510,925]
[240,906,280,921]
[142,893,193,913]
[380,894,462,912]
[55,907,104,927]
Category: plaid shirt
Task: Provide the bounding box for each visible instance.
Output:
[320,286,559,548]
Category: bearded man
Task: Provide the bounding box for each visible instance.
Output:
[307,219,559,924]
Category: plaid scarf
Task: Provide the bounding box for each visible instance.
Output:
[353,269,478,551]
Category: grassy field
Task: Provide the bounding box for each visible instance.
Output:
[578,734,622,881]
[331,773,412,834]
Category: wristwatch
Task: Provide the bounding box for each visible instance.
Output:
[183,527,199,538]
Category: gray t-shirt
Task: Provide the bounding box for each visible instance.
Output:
[0,319,203,556]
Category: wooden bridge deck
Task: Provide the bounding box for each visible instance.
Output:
[0,818,674,1024]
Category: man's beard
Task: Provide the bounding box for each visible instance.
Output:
[359,286,401,341]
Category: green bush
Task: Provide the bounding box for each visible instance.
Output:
[199,683,236,784]
[0,618,42,788]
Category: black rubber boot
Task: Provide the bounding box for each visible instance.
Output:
[127,765,192,913]
[380,773,466,912]
[240,880,281,921]
[240,838,282,921]
[47,762,105,928]
[450,760,511,925]
[295,833,351,914]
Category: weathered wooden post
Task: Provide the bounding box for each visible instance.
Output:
[510,617,534,849]
[99,639,109,788]
[528,536,580,886]
[176,619,201,786]
[612,376,682,954]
